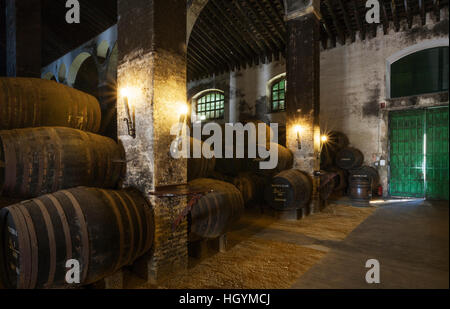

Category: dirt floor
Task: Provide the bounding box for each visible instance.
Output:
[138,203,376,289]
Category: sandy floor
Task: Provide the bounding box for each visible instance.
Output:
[139,204,376,289]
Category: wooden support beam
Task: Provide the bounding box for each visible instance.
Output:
[221,0,270,64]
[321,19,336,48]
[233,0,276,61]
[337,0,355,42]
[324,0,346,45]
[380,0,390,34]
[242,0,283,51]
[188,51,213,75]
[434,0,441,22]
[203,4,256,67]
[209,0,262,65]
[200,11,252,69]
[190,33,232,71]
[351,0,366,40]
[404,0,413,28]
[419,0,427,25]
[188,42,224,74]
[391,0,401,31]
[253,0,286,44]
[195,19,242,70]
[266,0,287,34]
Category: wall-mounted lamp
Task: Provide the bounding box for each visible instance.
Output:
[294,125,303,150]
[121,88,136,139]
[320,134,328,153]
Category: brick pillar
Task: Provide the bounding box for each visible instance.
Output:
[5,0,41,77]
[284,1,321,214]
[117,0,188,283]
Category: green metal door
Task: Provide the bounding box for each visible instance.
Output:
[390,110,426,198]
[390,107,449,200]
[425,107,449,200]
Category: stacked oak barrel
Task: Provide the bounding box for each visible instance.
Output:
[0,77,154,289]
[187,119,315,225]
[320,131,379,204]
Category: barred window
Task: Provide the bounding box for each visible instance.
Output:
[271,79,286,112]
[196,91,225,120]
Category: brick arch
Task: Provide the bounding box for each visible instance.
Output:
[187,0,209,43]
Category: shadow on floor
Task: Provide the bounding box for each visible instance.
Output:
[292,200,449,289]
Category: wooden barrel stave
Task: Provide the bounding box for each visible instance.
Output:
[188,179,244,241]
[0,127,125,198]
[0,77,101,132]
[265,169,313,211]
[233,172,269,205]
[336,147,364,170]
[0,187,154,289]
[187,138,216,181]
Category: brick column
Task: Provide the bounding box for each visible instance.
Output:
[284,0,321,213]
[5,0,41,77]
[117,0,188,283]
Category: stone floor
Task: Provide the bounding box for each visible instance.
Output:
[292,199,449,289]
[140,199,449,289]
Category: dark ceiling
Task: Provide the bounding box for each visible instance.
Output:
[187,0,448,81]
[40,0,448,77]
[42,0,117,66]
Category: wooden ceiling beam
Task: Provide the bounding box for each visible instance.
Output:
[324,0,346,45]
[190,33,232,72]
[420,0,427,25]
[391,0,401,31]
[209,0,261,65]
[205,5,256,66]
[434,0,441,21]
[351,0,366,40]
[252,0,286,44]
[195,20,241,70]
[321,18,337,48]
[404,0,413,28]
[219,0,268,64]
[337,0,356,42]
[265,0,287,34]
[188,39,228,73]
[380,0,391,34]
[200,13,251,69]
[241,0,282,50]
[233,0,276,61]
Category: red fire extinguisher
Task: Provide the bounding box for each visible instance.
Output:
[378,185,383,197]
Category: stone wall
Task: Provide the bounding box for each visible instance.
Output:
[187,8,449,197]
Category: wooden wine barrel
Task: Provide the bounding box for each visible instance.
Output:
[320,147,335,169]
[265,169,312,211]
[349,166,380,191]
[328,131,349,151]
[349,176,372,202]
[0,127,125,198]
[327,167,348,192]
[0,77,101,132]
[319,171,336,201]
[0,187,154,289]
[187,138,216,181]
[188,178,244,241]
[336,147,364,170]
[249,143,294,175]
[233,172,268,205]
